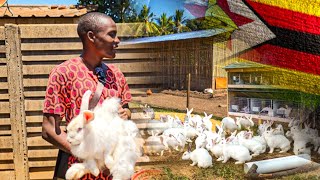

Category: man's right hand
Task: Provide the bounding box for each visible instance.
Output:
[42,114,71,153]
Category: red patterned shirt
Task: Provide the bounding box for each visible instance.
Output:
[43,57,132,179]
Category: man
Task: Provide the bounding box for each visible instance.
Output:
[42,12,132,179]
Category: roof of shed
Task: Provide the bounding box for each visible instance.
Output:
[223,62,267,70]
[120,28,232,45]
[0,4,97,17]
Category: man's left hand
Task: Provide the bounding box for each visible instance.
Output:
[118,105,131,120]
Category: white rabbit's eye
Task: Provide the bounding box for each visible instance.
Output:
[77,128,83,132]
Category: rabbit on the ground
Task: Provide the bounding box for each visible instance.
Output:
[235,115,254,130]
[182,148,213,168]
[203,112,213,131]
[144,134,168,156]
[263,129,291,153]
[237,131,266,157]
[221,139,252,164]
[206,138,224,161]
[221,117,238,134]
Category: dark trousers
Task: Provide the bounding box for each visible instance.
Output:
[53,150,70,180]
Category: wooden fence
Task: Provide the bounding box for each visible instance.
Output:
[0,23,162,180]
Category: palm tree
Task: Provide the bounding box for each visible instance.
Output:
[138,5,159,36]
[173,10,191,33]
[156,13,174,35]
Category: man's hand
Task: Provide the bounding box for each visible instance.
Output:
[118,105,131,120]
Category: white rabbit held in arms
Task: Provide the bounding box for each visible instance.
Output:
[66,90,140,180]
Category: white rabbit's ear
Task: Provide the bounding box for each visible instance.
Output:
[83,110,94,124]
[204,112,207,117]
[80,90,92,112]
[207,114,213,119]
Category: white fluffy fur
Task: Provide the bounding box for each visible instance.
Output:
[144,135,167,156]
[238,132,266,157]
[221,117,238,133]
[182,148,213,168]
[222,143,252,164]
[66,91,140,180]
[263,130,291,153]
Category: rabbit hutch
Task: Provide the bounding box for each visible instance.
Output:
[224,62,320,124]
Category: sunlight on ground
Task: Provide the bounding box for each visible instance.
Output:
[154,111,221,132]
[129,102,222,131]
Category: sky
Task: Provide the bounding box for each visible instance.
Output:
[8,0,200,19]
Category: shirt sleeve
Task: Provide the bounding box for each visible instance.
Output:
[43,68,69,118]
[121,78,132,106]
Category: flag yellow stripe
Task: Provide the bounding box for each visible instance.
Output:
[250,0,320,17]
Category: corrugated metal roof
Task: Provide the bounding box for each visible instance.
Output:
[223,62,266,70]
[120,28,231,45]
[0,4,97,17]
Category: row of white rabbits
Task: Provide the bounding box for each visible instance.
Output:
[143,108,216,156]
[65,90,144,180]
[142,108,255,167]
[143,107,255,154]
[144,108,320,169]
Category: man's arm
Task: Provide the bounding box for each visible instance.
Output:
[42,113,71,153]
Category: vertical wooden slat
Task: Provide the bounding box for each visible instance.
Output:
[5,24,29,180]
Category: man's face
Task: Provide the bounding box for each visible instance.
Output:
[93,18,120,59]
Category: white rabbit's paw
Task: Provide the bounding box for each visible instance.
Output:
[66,164,86,180]
[89,167,100,177]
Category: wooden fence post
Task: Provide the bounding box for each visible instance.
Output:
[5,24,29,180]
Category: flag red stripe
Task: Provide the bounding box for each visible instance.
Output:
[240,44,320,75]
[246,0,320,35]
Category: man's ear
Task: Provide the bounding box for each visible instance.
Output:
[83,110,94,124]
[87,31,95,43]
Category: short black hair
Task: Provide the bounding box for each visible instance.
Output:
[77,12,112,42]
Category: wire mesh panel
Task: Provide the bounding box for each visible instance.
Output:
[157,37,214,91]
[229,96,249,113]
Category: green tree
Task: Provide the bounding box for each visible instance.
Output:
[173,10,191,33]
[137,5,159,36]
[156,13,174,35]
[78,0,139,23]
[185,18,203,31]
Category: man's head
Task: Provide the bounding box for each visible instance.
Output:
[77,12,120,58]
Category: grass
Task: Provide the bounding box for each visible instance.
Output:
[190,163,244,180]
[161,167,190,180]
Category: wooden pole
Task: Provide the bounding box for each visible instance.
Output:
[187,73,190,109]
[5,24,29,180]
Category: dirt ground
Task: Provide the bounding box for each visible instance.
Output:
[132,89,228,119]
[131,90,320,180]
